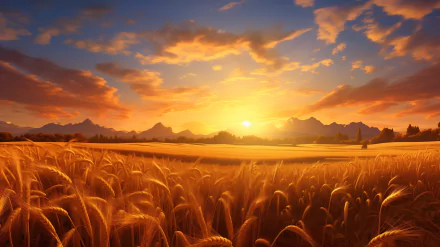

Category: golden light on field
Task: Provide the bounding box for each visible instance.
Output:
[242,120,251,128]
[1,144,440,246]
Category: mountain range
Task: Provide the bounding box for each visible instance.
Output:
[0,117,381,139]
[267,117,380,139]
[0,121,32,135]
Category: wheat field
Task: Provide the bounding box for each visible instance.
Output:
[1,143,440,247]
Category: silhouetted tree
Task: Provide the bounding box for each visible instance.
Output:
[356,128,362,143]
[371,128,394,144]
[0,132,13,142]
[212,131,236,144]
[406,124,420,136]
[361,140,368,149]
[335,132,349,142]
[73,133,87,142]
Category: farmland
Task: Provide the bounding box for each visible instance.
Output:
[2,141,440,164]
[1,142,440,246]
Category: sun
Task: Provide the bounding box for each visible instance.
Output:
[242,120,252,128]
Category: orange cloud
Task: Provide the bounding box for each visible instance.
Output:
[295,0,314,8]
[0,12,31,40]
[300,61,440,117]
[372,0,440,19]
[363,65,376,74]
[136,21,311,74]
[301,59,334,73]
[314,2,372,44]
[385,29,440,61]
[352,15,402,44]
[351,60,375,74]
[332,42,347,55]
[65,32,139,55]
[219,0,245,11]
[95,63,209,101]
[0,47,129,120]
[395,100,440,119]
[357,102,397,115]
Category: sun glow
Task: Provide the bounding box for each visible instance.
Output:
[242,120,252,128]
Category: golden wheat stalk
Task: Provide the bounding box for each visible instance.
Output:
[271,225,319,247]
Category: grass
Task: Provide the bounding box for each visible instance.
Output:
[0,142,440,246]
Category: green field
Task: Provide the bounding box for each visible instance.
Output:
[2,141,439,164]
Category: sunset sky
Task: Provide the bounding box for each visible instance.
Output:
[1,0,440,134]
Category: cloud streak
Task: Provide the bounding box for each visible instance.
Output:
[299,61,440,118]
[34,4,112,45]
[65,32,139,55]
[372,0,440,19]
[295,0,314,8]
[219,0,245,11]
[301,59,334,73]
[0,46,128,119]
[95,63,209,101]
[0,12,31,40]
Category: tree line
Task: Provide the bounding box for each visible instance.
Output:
[370,122,440,144]
[1,122,439,145]
[0,132,87,142]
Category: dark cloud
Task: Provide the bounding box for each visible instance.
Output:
[65,32,139,55]
[0,12,31,40]
[34,4,112,45]
[79,5,113,17]
[396,100,440,118]
[300,61,440,118]
[0,47,128,119]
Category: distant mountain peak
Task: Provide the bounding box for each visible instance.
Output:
[152,122,169,129]
[81,119,94,125]
[0,120,33,135]
[178,129,194,135]
[269,116,380,139]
